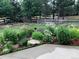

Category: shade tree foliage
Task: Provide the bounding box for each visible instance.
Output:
[0,0,79,22]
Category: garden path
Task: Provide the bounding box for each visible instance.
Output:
[0,44,79,59]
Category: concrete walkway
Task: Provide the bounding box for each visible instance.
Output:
[0,44,79,59]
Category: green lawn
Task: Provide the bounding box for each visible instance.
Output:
[66,16,79,20]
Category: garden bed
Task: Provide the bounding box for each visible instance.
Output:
[0,23,79,55]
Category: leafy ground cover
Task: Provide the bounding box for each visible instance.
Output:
[0,23,79,55]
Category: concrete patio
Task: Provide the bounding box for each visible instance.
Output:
[0,44,79,59]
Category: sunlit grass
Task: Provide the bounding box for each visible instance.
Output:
[66,16,79,20]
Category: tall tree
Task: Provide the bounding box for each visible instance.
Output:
[41,0,52,17]
[0,0,13,17]
[54,0,75,19]
[50,0,57,19]
[0,0,21,22]
[75,0,79,15]
[22,0,43,22]
[11,0,21,21]
[22,0,35,22]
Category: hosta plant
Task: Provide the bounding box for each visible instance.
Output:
[32,32,44,41]
[2,42,13,54]
[3,28,17,44]
[43,30,52,43]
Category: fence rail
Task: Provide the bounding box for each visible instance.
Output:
[37,18,79,24]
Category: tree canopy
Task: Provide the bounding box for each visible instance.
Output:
[0,0,78,22]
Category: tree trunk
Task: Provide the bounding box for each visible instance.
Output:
[53,12,55,19]
[62,7,64,20]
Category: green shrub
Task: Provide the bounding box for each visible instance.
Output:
[18,38,28,46]
[16,28,34,40]
[16,28,33,46]
[32,32,44,41]
[2,42,13,54]
[36,28,45,33]
[3,28,17,44]
[0,33,5,45]
[16,29,27,41]
[56,26,71,45]
[43,30,52,43]
[69,27,79,39]
[26,28,34,37]
[47,26,55,36]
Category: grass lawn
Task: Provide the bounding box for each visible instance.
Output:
[66,16,79,20]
